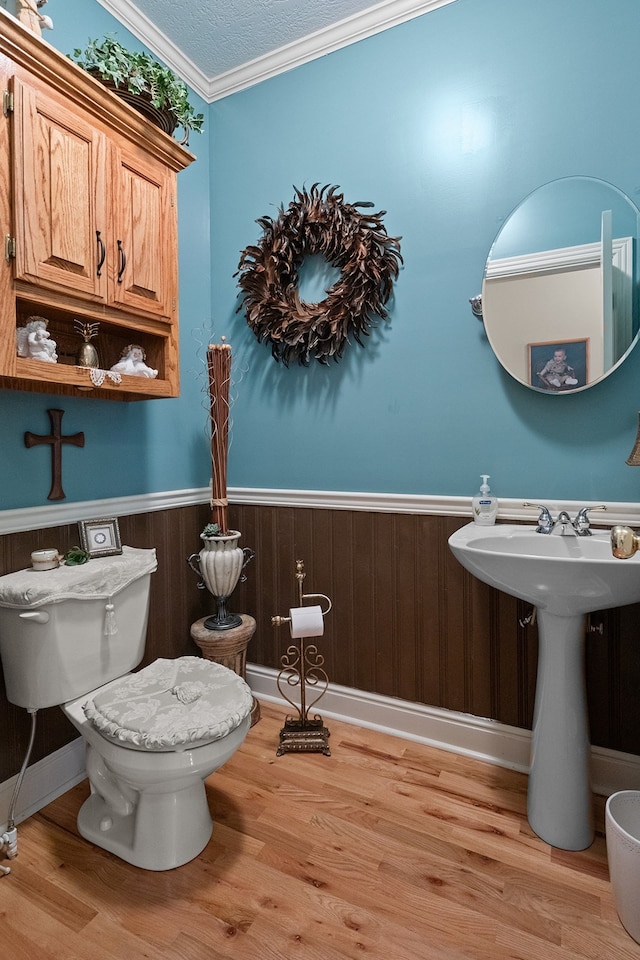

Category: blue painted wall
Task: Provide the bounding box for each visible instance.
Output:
[3,0,640,509]
[212,0,640,503]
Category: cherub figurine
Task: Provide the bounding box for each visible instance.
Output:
[16,316,57,363]
[110,344,158,379]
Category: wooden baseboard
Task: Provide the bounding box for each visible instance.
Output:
[3,667,639,837]
[0,737,85,834]
[246,664,640,797]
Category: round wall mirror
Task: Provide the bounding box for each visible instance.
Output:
[482,177,640,394]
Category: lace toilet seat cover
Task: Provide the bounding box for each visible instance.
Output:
[83,656,253,751]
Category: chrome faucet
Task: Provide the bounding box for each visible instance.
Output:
[524,503,606,535]
[573,505,606,536]
[524,503,553,534]
[552,510,573,535]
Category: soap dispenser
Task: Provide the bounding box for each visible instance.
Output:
[472,475,498,526]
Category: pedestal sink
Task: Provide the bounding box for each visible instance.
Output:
[448,522,640,850]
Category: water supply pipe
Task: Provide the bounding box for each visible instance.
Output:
[1,708,38,877]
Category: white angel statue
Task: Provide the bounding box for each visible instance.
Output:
[16,316,57,362]
[110,344,158,379]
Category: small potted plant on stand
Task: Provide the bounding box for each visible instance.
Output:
[189,521,253,631]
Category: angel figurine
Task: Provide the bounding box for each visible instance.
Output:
[16,316,57,363]
[110,344,158,379]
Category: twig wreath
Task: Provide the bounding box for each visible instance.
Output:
[236,183,402,365]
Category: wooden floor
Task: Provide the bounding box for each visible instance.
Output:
[3,702,640,960]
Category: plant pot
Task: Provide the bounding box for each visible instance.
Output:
[187,531,254,631]
[90,73,179,137]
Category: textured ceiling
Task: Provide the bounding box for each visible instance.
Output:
[129,0,381,78]
[97,0,452,100]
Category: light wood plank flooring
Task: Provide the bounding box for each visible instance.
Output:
[3,701,640,960]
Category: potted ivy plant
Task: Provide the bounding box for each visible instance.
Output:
[69,36,204,144]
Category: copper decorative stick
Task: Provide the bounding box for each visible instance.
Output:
[206,341,232,533]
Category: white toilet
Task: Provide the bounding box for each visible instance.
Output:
[0,547,253,871]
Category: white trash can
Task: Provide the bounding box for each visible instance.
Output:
[605,790,640,944]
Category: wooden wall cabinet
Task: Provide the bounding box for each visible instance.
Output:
[0,11,194,400]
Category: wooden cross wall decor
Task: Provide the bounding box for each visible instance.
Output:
[24,408,85,501]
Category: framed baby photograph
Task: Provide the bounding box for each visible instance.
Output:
[528,338,589,392]
[78,518,122,558]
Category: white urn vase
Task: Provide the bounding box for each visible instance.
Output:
[187,530,254,630]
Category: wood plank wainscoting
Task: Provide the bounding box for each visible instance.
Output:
[1,497,640,794]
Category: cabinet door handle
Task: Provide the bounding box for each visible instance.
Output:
[96,230,106,277]
[117,240,127,283]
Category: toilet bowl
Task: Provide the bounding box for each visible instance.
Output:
[64,673,250,870]
[0,547,253,871]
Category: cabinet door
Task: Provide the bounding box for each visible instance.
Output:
[110,143,176,320]
[0,68,15,376]
[12,77,108,300]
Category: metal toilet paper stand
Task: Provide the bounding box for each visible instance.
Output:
[272,560,332,756]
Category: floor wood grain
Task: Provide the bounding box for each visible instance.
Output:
[3,702,639,960]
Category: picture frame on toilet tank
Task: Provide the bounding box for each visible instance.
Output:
[78,518,122,557]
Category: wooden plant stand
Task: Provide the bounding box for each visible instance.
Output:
[190,613,260,726]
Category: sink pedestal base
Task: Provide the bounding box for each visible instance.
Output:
[528,610,593,850]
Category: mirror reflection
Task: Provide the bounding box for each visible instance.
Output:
[482,177,640,393]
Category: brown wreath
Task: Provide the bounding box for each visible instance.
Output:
[236,183,402,365]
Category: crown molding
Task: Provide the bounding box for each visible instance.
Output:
[485,237,633,280]
[205,0,457,101]
[94,0,211,96]
[96,0,457,102]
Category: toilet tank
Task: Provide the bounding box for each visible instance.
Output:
[0,547,157,710]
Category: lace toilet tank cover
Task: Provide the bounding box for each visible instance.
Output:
[0,546,157,608]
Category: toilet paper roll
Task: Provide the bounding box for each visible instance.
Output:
[289,605,324,639]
